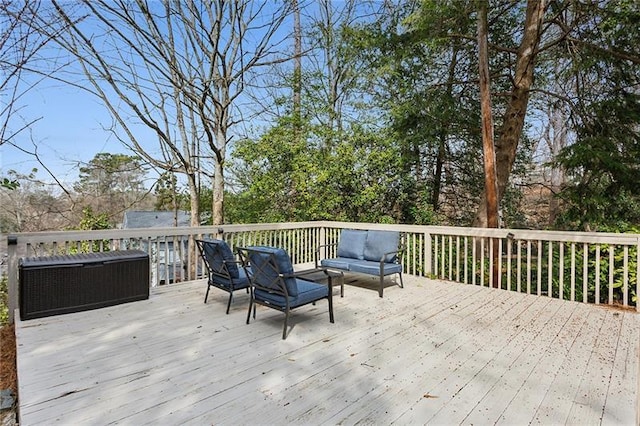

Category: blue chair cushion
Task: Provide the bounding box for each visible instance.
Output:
[254,279,328,308]
[203,239,239,278]
[320,257,353,270]
[349,259,402,276]
[337,229,367,260]
[363,230,400,262]
[247,246,298,297]
[211,266,250,289]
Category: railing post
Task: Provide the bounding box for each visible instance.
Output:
[318,226,326,266]
[7,235,18,324]
[424,232,432,277]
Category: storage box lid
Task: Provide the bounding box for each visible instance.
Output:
[19,250,148,268]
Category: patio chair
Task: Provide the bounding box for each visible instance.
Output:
[195,238,250,314]
[238,246,334,340]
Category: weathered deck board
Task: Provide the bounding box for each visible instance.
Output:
[15,275,639,425]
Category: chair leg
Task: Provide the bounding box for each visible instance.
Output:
[398,272,404,288]
[328,294,334,324]
[246,297,253,324]
[226,292,233,314]
[282,309,289,340]
[204,283,211,303]
[379,274,384,298]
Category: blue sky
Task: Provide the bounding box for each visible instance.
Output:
[1,80,128,186]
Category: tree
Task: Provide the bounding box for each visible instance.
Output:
[551,0,640,230]
[74,152,150,224]
[1,0,68,190]
[351,1,483,224]
[0,169,71,232]
[41,0,292,228]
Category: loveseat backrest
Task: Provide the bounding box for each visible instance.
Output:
[336,229,367,259]
[336,229,401,263]
[363,230,400,262]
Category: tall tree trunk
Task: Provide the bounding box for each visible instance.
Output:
[186,172,199,279]
[212,132,225,227]
[473,0,547,227]
[293,0,301,122]
[477,0,498,230]
[478,0,499,288]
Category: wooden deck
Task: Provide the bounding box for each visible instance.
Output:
[15,274,640,425]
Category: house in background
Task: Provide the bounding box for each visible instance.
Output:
[122,210,191,229]
[122,211,193,285]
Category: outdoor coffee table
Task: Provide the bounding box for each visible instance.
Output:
[299,268,344,297]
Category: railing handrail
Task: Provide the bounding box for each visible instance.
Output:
[6,221,639,245]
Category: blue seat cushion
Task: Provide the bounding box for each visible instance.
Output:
[202,239,239,278]
[337,229,367,260]
[254,279,328,308]
[211,266,250,289]
[363,231,400,263]
[320,257,353,270]
[348,259,402,276]
[247,246,298,297]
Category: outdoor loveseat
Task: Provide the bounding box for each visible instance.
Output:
[316,229,404,297]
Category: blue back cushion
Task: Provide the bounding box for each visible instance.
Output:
[337,229,367,260]
[203,239,239,278]
[247,246,298,297]
[363,230,400,262]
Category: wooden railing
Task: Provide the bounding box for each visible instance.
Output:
[4,221,639,323]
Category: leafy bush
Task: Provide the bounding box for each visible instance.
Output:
[1,275,8,326]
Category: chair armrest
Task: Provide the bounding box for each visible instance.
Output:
[379,246,406,266]
[283,267,328,279]
[315,243,338,267]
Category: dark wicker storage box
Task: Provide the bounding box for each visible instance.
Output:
[19,250,149,320]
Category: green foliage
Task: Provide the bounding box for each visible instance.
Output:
[154,173,179,211]
[555,92,640,230]
[67,206,112,254]
[1,177,19,190]
[0,275,7,326]
[230,115,410,224]
[75,153,146,195]
[78,206,110,230]
[74,153,149,226]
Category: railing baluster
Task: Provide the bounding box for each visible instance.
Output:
[517,240,522,293]
[507,238,512,291]
[472,237,477,286]
[448,235,453,280]
[571,243,576,302]
[441,235,446,279]
[623,245,629,307]
[537,240,542,296]
[498,238,503,289]
[609,245,615,305]
[595,245,601,304]
[559,242,564,300]
[527,240,532,294]
[481,238,486,287]
[456,236,461,283]
[547,241,553,297]
[583,243,588,303]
